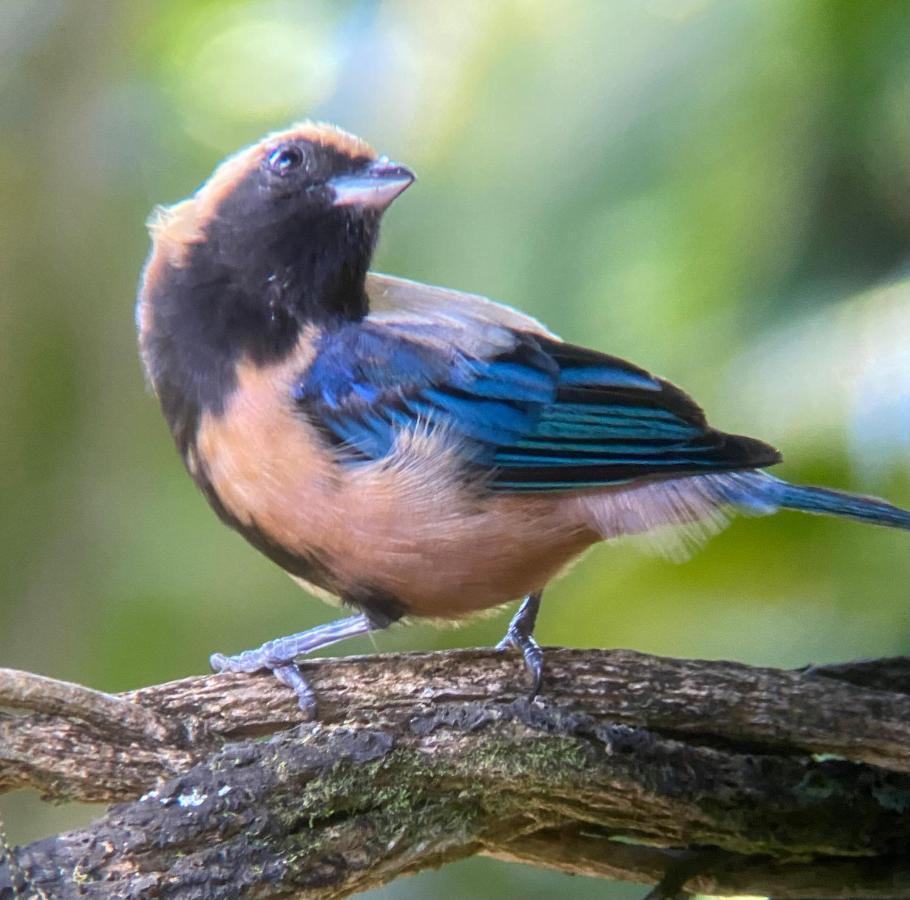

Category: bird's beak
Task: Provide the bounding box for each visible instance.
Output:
[329,157,415,210]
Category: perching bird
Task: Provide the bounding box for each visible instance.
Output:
[137,122,910,713]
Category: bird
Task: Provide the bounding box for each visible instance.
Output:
[136,122,910,714]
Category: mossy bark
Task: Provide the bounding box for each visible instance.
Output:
[2,650,910,898]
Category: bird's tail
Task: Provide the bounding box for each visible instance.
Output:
[582,470,908,562]
[770,477,910,530]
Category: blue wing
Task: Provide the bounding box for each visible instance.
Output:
[293,322,780,492]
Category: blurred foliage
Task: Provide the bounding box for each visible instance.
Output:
[0,1,907,897]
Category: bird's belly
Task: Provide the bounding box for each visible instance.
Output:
[332,491,598,617]
[194,373,597,618]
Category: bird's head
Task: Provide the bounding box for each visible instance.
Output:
[138,124,414,442]
[192,122,413,240]
[144,122,415,324]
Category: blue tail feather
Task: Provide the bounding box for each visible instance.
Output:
[772,479,910,531]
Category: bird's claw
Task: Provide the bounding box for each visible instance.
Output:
[209,650,260,673]
[272,663,317,716]
[495,591,545,698]
[497,629,544,699]
[210,650,317,716]
[208,614,377,716]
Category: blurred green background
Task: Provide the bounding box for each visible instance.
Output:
[1,1,908,897]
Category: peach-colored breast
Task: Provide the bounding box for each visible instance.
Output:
[195,351,599,618]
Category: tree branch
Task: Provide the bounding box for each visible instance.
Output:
[2,649,910,898]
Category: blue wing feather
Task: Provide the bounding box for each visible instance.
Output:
[294,322,780,491]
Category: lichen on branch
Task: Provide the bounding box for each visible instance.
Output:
[2,649,910,898]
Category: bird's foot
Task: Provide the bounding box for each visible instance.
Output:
[496,629,544,698]
[209,613,376,715]
[210,649,318,717]
[495,590,544,698]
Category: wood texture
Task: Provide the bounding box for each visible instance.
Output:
[2,649,910,898]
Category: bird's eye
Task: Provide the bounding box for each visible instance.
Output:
[266,145,305,176]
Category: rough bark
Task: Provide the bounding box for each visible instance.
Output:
[1,649,910,898]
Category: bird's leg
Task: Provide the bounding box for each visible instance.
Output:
[210,613,377,715]
[495,590,544,698]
